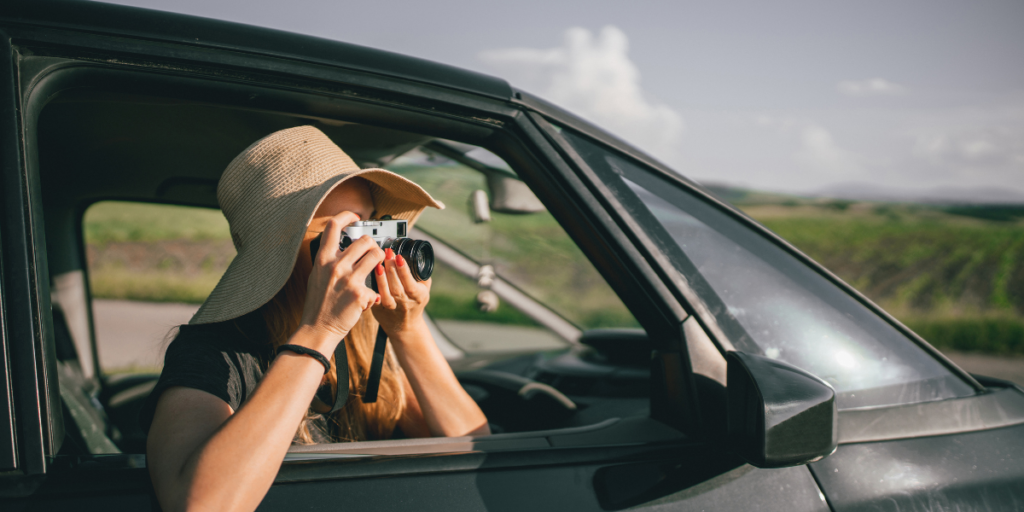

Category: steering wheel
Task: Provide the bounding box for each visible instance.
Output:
[456,369,578,433]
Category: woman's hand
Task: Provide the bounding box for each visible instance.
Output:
[372,248,431,337]
[372,248,490,438]
[300,211,384,349]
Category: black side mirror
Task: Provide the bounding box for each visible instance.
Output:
[726,351,837,468]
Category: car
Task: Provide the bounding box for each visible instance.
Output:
[1,1,1023,510]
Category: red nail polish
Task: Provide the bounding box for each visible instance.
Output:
[375,296,380,303]
[385,248,394,260]
[376,264,384,276]
[396,255,406,267]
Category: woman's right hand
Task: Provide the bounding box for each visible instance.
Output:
[299,211,384,347]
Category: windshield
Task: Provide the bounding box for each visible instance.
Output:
[386,142,639,355]
[559,128,976,409]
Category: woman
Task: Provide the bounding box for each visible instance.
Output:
[142,126,488,512]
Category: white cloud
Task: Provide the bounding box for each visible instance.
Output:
[755,116,864,186]
[837,78,907,97]
[795,125,863,177]
[913,132,1016,165]
[480,26,684,164]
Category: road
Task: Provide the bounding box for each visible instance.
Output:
[93,300,1024,386]
[93,299,198,371]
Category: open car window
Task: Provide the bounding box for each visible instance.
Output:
[557,128,977,410]
[83,201,233,375]
[66,127,648,453]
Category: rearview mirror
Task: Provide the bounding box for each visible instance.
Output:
[469,189,491,223]
[487,173,546,214]
[726,351,837,468]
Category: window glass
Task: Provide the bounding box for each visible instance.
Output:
[84,201,231,374]
[387,145,639,355]
[559,129,975,409]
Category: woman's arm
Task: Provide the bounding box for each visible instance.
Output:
[373,250,490,438]
[147,213,384,512]
[148,330,339,512]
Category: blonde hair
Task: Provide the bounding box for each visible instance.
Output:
[260,258,406,443]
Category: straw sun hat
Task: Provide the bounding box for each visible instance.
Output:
[190,125,444,325]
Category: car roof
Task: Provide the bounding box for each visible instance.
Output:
[1,0,513,101]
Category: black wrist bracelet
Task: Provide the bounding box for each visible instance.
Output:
[277,344,331,375]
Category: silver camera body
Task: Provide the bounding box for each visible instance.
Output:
[309,218,434,284]
[342,219,408,243]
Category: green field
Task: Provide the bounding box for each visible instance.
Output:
[83,191,1024,354]
[740,201,1024,355]
[85,201,231,244]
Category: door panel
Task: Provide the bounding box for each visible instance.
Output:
[262,457,828,512]
[1,21,834,512]
[4,446,827,512]
[620,465,828,512]
[810,422,1024,511]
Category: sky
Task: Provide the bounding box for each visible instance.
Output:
[100,0,1024,202]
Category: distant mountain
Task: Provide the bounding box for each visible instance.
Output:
[699,181,1024,206]
[700,182,805,205]
[813,182,1024,205]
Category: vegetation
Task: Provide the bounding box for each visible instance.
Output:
[739,201,1024,355]
[84,183,1024,354]
[85,201,230,244]
[84,168,641,331]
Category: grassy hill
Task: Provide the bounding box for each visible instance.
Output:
[83,188,1024,355]
[734,199,1024,355]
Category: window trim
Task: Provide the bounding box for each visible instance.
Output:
[0,210,17,473]
[524,112,729,352]
[5,38,66,476]
[0,32,20,473]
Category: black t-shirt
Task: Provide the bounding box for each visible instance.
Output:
[139,312,337,444]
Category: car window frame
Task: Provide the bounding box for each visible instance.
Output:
[0,32,20,473]
[0,230,16,473]
[13,31,702,476]
[3,33,68,475]
[513,112,711,435]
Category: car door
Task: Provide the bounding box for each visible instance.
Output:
[4,3,830,510]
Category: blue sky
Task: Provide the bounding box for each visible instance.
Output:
[101,0,1024,201]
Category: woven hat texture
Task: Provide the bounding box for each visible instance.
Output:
[190,125,443,325]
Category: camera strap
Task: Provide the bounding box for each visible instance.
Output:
[330,338,349,413]
[362,326,389,403]
[330,325,388,413]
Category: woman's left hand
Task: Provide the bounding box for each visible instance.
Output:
[372,248,431,337]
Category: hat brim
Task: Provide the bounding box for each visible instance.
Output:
[189,168,443,325]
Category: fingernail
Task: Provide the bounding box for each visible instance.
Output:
[397,255,406,267]
[385,248,394,260]
[376,264,384,276]
[375,296,380,303]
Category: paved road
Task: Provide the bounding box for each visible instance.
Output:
[93,299,198,371]
[91,300,566,371]
[93,300,1024,387]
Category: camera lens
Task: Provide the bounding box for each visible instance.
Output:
[408,240,434,281]
[381,237,433,281]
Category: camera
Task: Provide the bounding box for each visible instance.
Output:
[309,218,434,288]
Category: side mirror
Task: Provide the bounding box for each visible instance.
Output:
[726,351,837,468]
